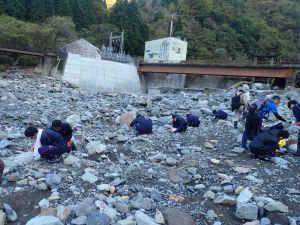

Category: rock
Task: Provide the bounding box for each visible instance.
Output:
[81,173,98,184]
[264,201,289,213]
[155,210,165,224]
[86,141,107,154]
[3,152,33,174]
[206,210,218,220]
[97,184,111,191]
[287,188,300,195]
[165,157,179,166]
[3,203,17,222]
[149,153,167,162]
[288,143,297,153]
[266,212,289,225]
[232,147,245,153]
[203,190,216,200]
[63,155,80,166]
[45,173,62,187]
[223,185,234,193]
[26,216,63,225]
[271,157,289,165]
[235,203,258,220]
[57,206,71,222]
[245,175,264,185]
[204,142,214,149]
[76,198,97,217]
[114,202,130,213]
[66,114,81,126]
[119,112,137,126]
[0,211,6,225]
[237,188,253,204]
[7,171,22,182]
[116,216,136,225]
[0,140,11,149]
[103,207,117,220]
[86,213,110,225]
[131,196,154,211]
[39,199,50,208]
[210,159,221,164]
[260,217,271,225]
[243,221,259,225]
[213,195,236,206]
[71,216,88,225]
[135,210,158,225]
[168,169,191,184]
[233,166,251,174]
[164,208,195,225]
[37,183,48,191]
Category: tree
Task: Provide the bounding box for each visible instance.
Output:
[46,16,77,48]
[54,0,71,16]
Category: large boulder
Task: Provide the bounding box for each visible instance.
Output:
[26,216,63,225]
[86,141,107,154]
[168,169,191,184]
[236,188,253,204]
[235,203,258,220]
[135,211,158,225]
[86,212,110,225]
[164,208,195,225]
[119,112,137,126]
[264,201,289,213]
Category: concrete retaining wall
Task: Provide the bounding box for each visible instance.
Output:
[63,53,141,93]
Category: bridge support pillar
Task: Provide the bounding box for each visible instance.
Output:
[35,56,56,75]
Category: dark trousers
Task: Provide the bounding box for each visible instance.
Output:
[249,145,277,157]
[135,124,152,135]
[0,159,4,181]
[298,130,300,153]
[38,146,67,160]
[242,113,262,148]
[188,121,200,128]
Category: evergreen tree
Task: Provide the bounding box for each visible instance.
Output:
[4,0,27,20]
[54,0,71,17]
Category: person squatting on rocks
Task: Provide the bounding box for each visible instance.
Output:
[171,114,188,133]
[249,129,289,160]
[130,114,153,135]
[213,109,228,120]
[0,159,4,183]
[288,100,300,157]
[24,126,69,161]
[231,90,248,129]
[242,95,286,149]
[51,119,76,151]
[186,113,200,127]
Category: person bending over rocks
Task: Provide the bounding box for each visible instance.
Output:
[171,114,188,133]
[213,110,228,120]
[186,113,200,127]
[0,159,4,183]
[25,126,68,161]
[249,129,289,161]
[51,119,76,151]
[130,114,153,135]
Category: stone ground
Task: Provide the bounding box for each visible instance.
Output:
[0,72,299,225]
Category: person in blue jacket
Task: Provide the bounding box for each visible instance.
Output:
[171,114,188,133]
[186,113,200,127]
[130,114,153,135]
[25,126,68,161]
[51,120,76,151]
[257,96,286,122]
[288,100,300,156]
[213,110,228,120]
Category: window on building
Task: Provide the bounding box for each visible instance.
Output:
[176,48,181,53]
[172,47,175,51]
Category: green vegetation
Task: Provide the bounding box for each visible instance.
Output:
[0,0,299,62]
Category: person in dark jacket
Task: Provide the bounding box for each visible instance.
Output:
[186,113,200,127]
[172,114,188,133]
[288,100,300,156]
[0,159,4,183]
[213,110,228,120]
[51,120,76,151]
[249,129,289,159]
[130,114,153,135]
[25,126,68,161]
[242,112,262,149]
[257,96,286,122]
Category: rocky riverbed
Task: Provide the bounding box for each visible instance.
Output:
[0,72,299,225]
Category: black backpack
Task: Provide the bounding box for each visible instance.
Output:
[231,93,242,111]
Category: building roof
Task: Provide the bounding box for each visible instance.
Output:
[64,39,100,51]
[146,37,187,44]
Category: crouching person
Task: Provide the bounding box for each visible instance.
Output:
[0,159,4,183]
[25,126,68,161]
[130,114,153,135]
[51,119,76,151]
[171,114,188,133]
[186,113,200,127]
[249,129,289,160]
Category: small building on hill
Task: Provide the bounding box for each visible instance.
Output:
[63,39,101,59]
[144,37,188,63]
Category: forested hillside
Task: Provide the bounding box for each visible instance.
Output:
[0,0,299,62]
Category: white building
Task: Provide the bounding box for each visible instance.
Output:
[144,37,188,63]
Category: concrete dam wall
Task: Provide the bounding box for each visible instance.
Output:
[63,53,141,93]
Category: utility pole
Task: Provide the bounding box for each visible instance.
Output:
[169,12,177,37]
